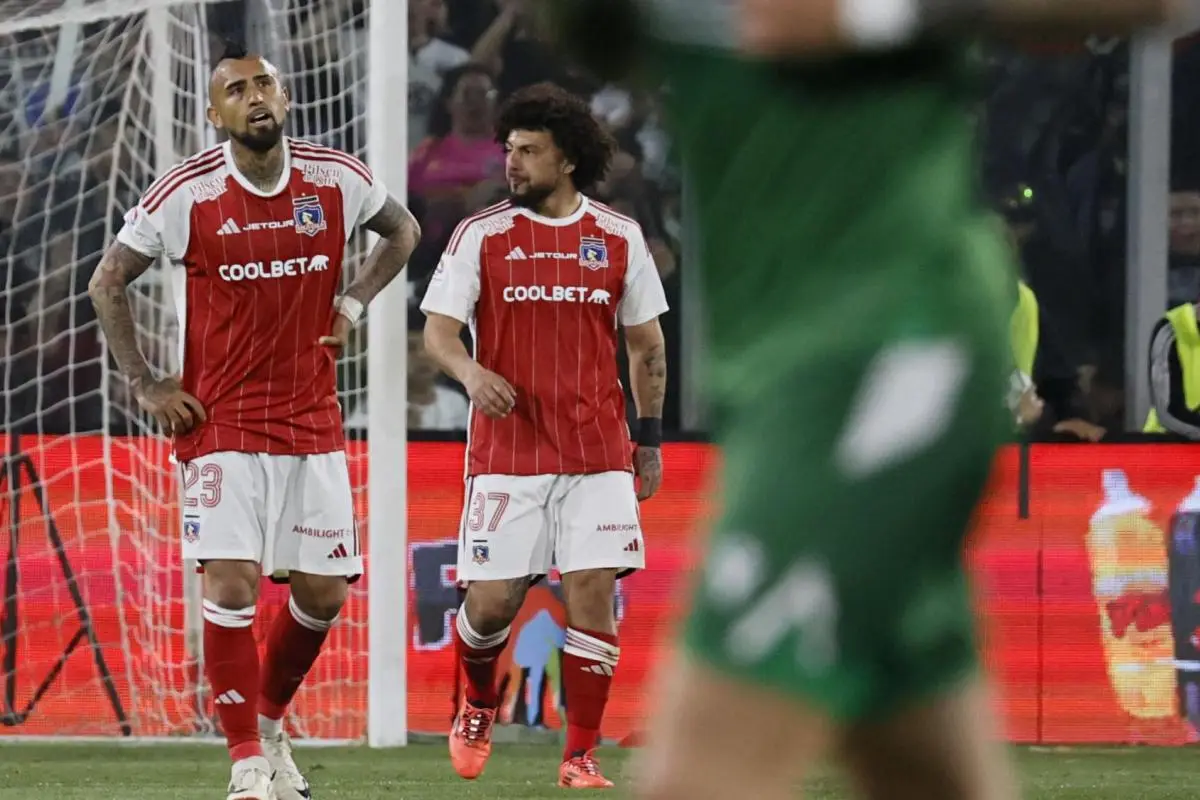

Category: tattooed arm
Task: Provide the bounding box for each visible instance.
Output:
[625,318,667,500]
[88,241,205,433]
[88,242,158,387]
[626,319,667,420]
[343,195,421,307]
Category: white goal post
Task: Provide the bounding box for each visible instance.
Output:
[0,0,408,745]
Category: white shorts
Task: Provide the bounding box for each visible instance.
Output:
[180,451,362,580]
[456,471,645,582]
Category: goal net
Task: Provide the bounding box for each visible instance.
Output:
[0,0,374,740]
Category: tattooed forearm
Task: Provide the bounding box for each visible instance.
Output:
[88,242,157,386]
[345,195,421,306]
[636,343,667,417]
[626,320,667,419]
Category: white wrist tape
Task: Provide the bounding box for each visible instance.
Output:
[335,295,365,326]
[838,0,920,47]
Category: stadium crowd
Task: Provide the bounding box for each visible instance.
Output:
[981,36,1200,438]
[1,1,1200,440]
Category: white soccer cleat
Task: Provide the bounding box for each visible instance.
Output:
[227,756,276,800]
[262,729,312,800]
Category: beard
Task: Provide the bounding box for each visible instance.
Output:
[507,181,555,210]
[229,120,283,153]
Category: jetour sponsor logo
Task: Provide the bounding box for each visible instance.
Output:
[218,254,330,282]
[243,219,294,231]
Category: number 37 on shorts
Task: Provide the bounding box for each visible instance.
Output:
[179,451,363,580]
[457,471,646,582]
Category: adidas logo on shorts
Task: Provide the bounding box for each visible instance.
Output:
[327,543,349,559]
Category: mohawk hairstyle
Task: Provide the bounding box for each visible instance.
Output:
[218,38,251,61]
[495,82,617,192]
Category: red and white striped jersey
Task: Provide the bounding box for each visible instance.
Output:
[420,196,669,477]
[116,137,388,460]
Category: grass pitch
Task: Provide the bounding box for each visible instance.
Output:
[0,742,1195,798]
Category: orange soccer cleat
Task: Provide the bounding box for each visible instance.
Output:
[557,751,615,789]
[449,701,497,780]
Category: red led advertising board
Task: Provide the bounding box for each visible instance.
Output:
[2,437,1199,744]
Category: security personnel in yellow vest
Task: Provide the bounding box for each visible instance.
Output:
[1009,280,1044,426]
[1145,302,1200,438]
[1008,278,1107,440]
[996,206,1104,439]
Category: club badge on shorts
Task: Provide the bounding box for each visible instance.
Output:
[579,237,608,270]
[183,517,201,543]
[471,543,490,565]
[293,195,328,237]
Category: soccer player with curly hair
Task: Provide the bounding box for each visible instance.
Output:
[421,82,669,789]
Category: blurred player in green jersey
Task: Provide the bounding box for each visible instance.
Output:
[546,1,1173,798]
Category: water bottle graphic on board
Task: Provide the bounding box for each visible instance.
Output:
[1168,477,1200,733]
[1087,469,1174,719]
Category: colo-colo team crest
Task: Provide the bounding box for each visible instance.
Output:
[292,195,327,237]
[579,236,608,270]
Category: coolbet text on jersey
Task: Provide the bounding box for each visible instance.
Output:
[116,137,387,462]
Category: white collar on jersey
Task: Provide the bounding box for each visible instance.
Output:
[515,193,589,227]
[222,138,293,198]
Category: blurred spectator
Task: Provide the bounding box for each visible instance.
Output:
[410,0,472,150]
[409,63,505,234]
[1169,183,1200,307]
[407,331,469,431]
[471,0,571,98]
[404,63,507,301]
[344,330,469,432]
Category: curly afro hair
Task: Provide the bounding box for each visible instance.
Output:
[495,82,617,192]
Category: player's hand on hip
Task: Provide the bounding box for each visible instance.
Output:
[319,313,354,351]
[463,366,517,419]
[134,376,206,435]
[634,446,663,501]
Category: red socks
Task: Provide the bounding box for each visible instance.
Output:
[454,610,619,760]
[562,627,619,759]
[205,595,335,760]
[454,607,510,708]
[202,600,263,762]
[259,595,335,730]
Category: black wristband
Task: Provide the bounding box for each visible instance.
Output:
[636,418,662,448]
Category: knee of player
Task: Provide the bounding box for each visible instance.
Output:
[463,578,529,633]
[562,569,618,631]
[288,574,350,621]
[201,561,260,610]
